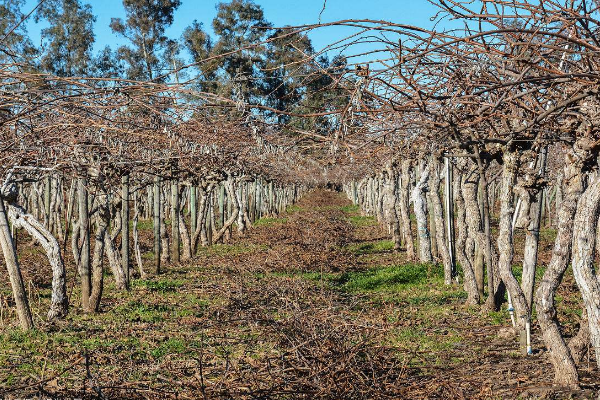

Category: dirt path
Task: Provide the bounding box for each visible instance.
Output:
[1,190,598,399]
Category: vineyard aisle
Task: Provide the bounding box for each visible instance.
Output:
[1,190,598,399]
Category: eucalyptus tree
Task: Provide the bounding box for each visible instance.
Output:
[90,46,124,79]
[110,0,181,81]
[211,0,271,101]
[183,20,218,92]
[0,0,37,66]
[36,0,95,77]
[262,28,314,123]
[287,55,350,138]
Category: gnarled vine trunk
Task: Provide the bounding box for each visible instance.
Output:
[412,161,432,263]
[571,171,600,370]
[0,197,33,329]
[88,195,109,313]
[534,150,585,387]
[8,203,68,320]
[399,160,415,259]
[454,165,480,305]
[497,150,529,344]
[428,156,452,283]
[385,163,402,251]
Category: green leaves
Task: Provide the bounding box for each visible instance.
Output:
[111,0,182,81]
[37,0,96,76]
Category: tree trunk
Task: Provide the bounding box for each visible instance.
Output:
[399,160,415,259]
[219,183,225,230]
[207,196,214,245]
[385,163,402,251]
[497,150,529,344]
[179,208,192,261]
[521,150,547,310]
[160,184,170,266]
[193,186,209,250]
[569,309,590,364]
[0,199,33,329]
[88,198,109,313]
[412,161,432,263]
[571,171,600,369]
[534,153,584,386]
[462,163,485,298]
[190,185,197,235]
[132,192,146,279]
[44,176,51,229]
[428,157,452,283]
[77,177,91,311]
[428,190,438,259]
[454,166,480,305]
[235,179,249,235]
[213,179,240,243]
[103,206,126,291]
[8,203,68,320]
[63,178,76,252]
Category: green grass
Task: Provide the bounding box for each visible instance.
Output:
[285,205,303,213]
[340,204,360,213]
[151,338,186,358]
[487,310,508,326]
[280,263,467,308]
[333,264,466,307]
[133,278,185,292]
[348,215,377,227]
[345,240,395,255]
[336,263,441,292]
[312,205,344,212]
[511,264,547,284]
[197,243,268,256]
[112,301,172,323]
[132,219,154,231]
[271,263,464,300]
[540,227,557,245]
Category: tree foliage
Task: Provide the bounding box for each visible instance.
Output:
[110,0,182,81]
[37,0,96,76]
[0,0,37,65]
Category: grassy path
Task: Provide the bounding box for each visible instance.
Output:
[0,190,598,399]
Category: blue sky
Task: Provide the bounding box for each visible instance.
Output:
[23,0,447,61]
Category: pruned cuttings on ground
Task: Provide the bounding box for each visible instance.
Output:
[3,0,600,398]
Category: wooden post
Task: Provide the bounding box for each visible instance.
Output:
[44,176,51,229]
[444,157,456,279]
[268,181,274,216]
[171,180,180,264]
[206,195,213,245]
[190,185,197,235]
[122,175,130,286]
[0,199,33,329]
[219,183,225,229]
[78,177,91,309]
[153,176,161,273]
[255,179,262,220]
[428,190,438,259]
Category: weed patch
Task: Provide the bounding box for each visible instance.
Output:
[348,215,377,227]
[345,240,395,255]
[133,279,185,292]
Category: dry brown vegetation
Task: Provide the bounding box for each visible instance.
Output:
[0,190,597,399]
